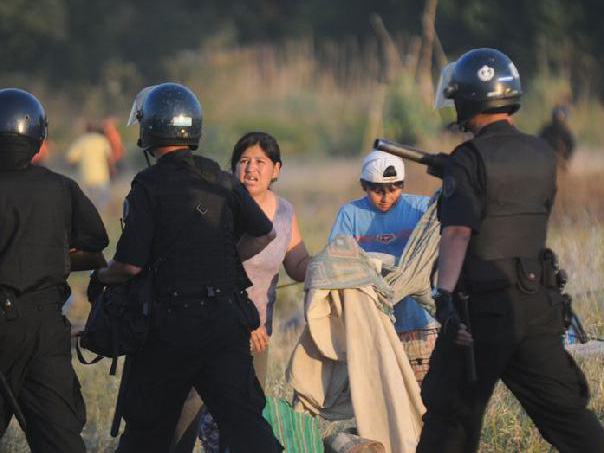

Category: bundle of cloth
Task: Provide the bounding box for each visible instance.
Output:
[287,197,440,453]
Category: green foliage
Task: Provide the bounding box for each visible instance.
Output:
[384,75,442,145]
[1,0,604,157]
[2,0,604,101]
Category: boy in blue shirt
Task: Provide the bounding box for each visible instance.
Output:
[329,150,435,380]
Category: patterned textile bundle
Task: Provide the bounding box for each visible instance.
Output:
[201,397,323,453]
[384,192,440,314]
[263,397,324,453]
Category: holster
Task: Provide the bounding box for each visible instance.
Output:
[462,256,541,295]
[461,246,572,297]
[232,290,260,332]
[539,248,559,289]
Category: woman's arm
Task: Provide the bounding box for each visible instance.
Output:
[283,214,311,282]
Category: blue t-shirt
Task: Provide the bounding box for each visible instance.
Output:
[329,193,434,332]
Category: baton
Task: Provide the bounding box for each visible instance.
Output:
[373,138,448,179]
[457,292,477,383]
[110,356,131,437]
[0,370,27,431]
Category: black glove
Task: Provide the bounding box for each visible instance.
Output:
[87,270,105,303]
[561,293,573,330]
[433,288,462,342]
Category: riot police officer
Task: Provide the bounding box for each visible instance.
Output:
[0,88,109,451]
[90,83,282,452]
[418,49,604,452]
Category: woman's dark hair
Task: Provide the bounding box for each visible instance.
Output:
[230,131,282,172]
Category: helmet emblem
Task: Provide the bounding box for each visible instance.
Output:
[477,65,495,82]
[172,115,192,127]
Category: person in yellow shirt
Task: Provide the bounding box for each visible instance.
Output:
[66,122,112,209]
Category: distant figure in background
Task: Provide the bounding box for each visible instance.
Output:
[66,121,112,209]
[104,117,125,178]
[539,105,575,170]
[31,140,51,165]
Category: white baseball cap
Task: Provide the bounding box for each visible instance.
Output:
[360,150,405,183]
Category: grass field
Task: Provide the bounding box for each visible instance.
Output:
[1,149,603,452]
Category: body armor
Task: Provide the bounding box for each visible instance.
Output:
[135,154,248,297]
[463,126,556,289]
[0,166,71,294]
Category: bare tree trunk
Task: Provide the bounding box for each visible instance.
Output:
[416,0,439,105]
[370,13,402,84]
[407,36,423,76]
[433,30,449,71]
[362,83,388,152]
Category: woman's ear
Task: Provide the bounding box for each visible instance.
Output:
[272,161,282,182]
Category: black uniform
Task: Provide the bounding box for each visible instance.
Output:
[114,150,282,452]
[417,121,604,452]
[0,164,109,452]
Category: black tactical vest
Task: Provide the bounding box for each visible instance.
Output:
[465,124,556,266]
[136,154,249,297]
[0,166,71,294]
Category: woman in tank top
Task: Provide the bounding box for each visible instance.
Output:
[230,131,311,387]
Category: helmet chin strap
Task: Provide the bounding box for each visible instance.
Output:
[142,149,154,167]
[137,137,154,167]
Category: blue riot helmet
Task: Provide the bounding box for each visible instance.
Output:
[133,83,203,153]
[435,48,522,128]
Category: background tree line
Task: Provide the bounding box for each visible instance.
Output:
[1,0,602,95]
[1,0,603,159]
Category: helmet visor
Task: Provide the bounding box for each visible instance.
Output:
[433,62,456,110]
[127,85,158,126]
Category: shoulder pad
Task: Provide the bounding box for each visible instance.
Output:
[192,155,222,182]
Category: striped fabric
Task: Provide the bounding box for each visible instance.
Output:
[263,397,324,453]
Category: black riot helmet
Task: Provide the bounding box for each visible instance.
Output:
[442,48,522,128]
[0,88,48,169]
[137,83,202,152]
[0,88,47,145]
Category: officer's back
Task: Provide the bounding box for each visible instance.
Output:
[0,88,109,453]
[0,164,108,293]
[91,83,282,453]
[124,151,253,296]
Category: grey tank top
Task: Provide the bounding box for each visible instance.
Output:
[244,196,293,335]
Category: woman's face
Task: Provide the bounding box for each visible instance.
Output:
[235,144,281,197]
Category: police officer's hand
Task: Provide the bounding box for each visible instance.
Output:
[250,326,269,352]
[455,323,474,346]
[434,288,472,344]
[86,270,105,303]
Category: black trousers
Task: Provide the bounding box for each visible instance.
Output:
[417,287,604,453]
[0,290,86,453]
[116,295,282,453]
